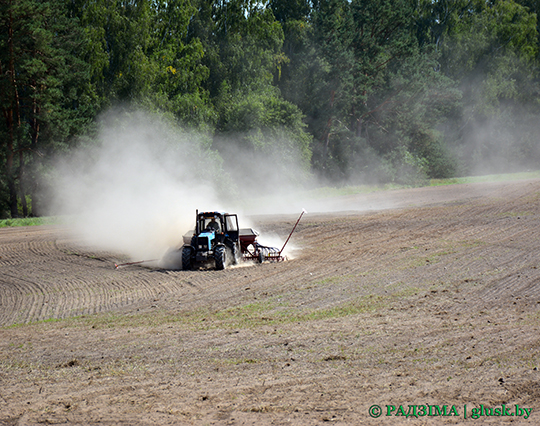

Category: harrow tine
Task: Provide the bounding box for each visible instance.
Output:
[115,259,158,269]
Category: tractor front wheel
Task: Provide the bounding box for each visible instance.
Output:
[215,245,226,270]
[181,246,193,270]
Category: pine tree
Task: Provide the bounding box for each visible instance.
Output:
[0,0,95,217]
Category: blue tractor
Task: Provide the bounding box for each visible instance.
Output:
[181,211,241,270]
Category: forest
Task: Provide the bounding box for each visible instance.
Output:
[2,0,540,218]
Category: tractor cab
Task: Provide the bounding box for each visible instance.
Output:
[199,214,222,233]
[197,212,239,241]
[182,211,240,270]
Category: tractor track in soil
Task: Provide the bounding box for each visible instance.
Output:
[1,179,540,425]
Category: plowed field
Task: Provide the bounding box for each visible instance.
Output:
[1,179,540,425]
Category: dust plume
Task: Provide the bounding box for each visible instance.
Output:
[50,110,226,262]
[454,111,540,177]
[212,130,314,216]
[49,108,315,265]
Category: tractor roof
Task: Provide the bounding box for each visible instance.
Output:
[199,211,228,217]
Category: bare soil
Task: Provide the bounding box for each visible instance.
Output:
[1,179,540,425]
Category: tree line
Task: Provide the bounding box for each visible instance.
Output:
[2,0,540,217]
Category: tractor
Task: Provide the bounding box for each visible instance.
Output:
[115,209,306,270]
[181,211,241,270]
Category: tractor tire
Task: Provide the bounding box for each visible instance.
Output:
[215,245,226,270]
[181,246,193,271]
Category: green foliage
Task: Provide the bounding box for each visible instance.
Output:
[381,146,429,186]
[442,0,537,82]
[436,0,540,174]
[74,0,215,130]
[276,0,462,184]
[0,0,97,218]
[269,0,310,23]
[292,0,433,183]
[0,216,59,228]
[214,90,312,189]
[2,0,540,215]
[188,0,285,101]
[369,49,461,179]
[188,0,313,186]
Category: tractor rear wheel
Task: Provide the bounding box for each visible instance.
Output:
[215,245,226,270]
[181,246,193,270]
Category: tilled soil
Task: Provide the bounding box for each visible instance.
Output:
[1,179,540,425]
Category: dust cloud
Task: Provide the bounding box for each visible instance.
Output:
[456,114,540,177]
[212,131,314,216]
[49,106,525,265]
[50,109,314,263]
[51,111,226,262]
